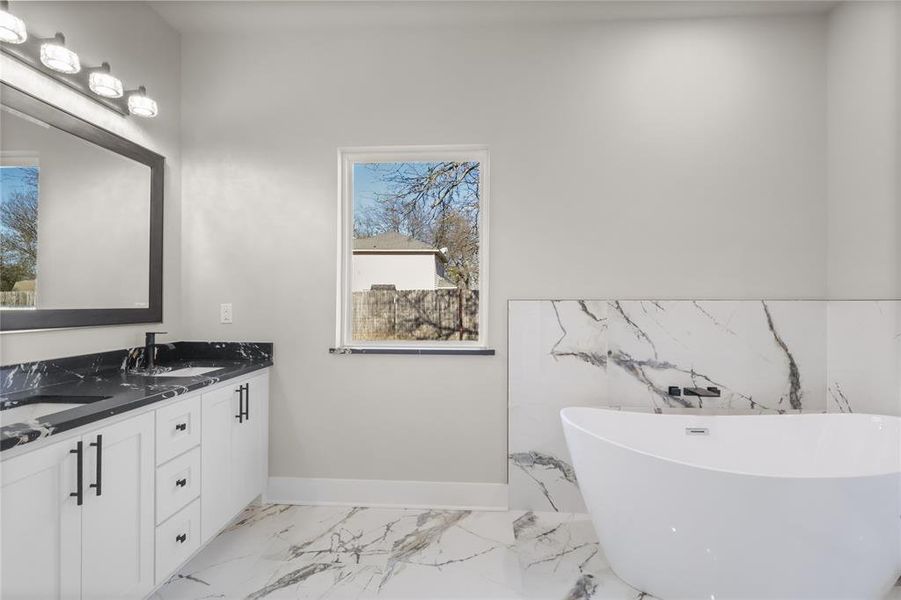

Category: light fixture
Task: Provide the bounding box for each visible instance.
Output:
[0,0,26,44]
[1,19,157,117]
[127,86,157,118]
[39,32,80,74]
[88,62,123,98]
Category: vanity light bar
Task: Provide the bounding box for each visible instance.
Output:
[0,0,26,44]
[126,86,158,118]
[0,2,158,118]
[88,63,124,99]
[39,33,80,74]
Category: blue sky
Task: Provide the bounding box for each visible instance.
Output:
[352,162,391,216]
[353,161,480,239]
[0,166,37,205]
[0,167,38,240]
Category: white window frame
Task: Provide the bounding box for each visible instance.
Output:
[336,145,490,352]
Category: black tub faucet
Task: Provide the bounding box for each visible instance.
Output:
[144,331,167,371]
[683,387,721,398]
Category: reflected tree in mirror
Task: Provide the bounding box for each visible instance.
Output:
[0,165,39,308]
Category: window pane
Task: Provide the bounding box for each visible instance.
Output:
[352,161,480,342]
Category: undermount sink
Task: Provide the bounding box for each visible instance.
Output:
[154,367,224,378]
[1,394,111,426]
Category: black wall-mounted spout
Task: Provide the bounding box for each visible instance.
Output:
[683,387,721,398]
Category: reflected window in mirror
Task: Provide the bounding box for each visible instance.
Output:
[0,160,39,309]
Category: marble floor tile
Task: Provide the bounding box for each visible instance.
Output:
[512,511,652,600]
[156,503,895,600]
[153,504,526,600]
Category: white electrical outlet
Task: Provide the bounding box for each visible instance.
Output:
[220,303,233,324]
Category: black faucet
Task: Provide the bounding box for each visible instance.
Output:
[144,331,167,371]
[683,386,721,398]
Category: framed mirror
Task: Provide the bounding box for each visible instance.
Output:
[0,82,163,331]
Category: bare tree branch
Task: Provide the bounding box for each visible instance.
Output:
[1,166,39,291]
[354,161,481,288]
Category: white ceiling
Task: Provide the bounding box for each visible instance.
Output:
[150,0,838,34]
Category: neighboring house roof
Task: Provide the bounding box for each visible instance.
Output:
[12,279,35,291]
[353,232,447,262]
[354,232,434,251]
[435,273,457,289]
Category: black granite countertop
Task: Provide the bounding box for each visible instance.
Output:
[0,342,273,452]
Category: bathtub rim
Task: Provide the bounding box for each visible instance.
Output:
[560,406,901,480]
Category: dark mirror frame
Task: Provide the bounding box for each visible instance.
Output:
[0,82,164,331]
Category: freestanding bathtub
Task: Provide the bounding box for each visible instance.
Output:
[561,407,901,600]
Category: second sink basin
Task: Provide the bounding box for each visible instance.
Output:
[1,394,111,426]
[155,367,224,378]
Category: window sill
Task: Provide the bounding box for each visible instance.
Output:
[329,347,495,356]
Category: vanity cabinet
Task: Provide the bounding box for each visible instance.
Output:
[0,368,270,599]
[201,372,268,543]
[0,412,155,600]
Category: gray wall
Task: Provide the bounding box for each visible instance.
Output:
[0,1,181,362]
[179,13,829,485]
[826,1,901,298]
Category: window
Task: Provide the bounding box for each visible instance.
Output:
[337,146,489,352]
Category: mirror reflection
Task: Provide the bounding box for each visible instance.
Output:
[0,105,151,310]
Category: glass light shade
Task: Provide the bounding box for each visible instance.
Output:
[0,9,26,44]
[128,93,158,118]
[40,42,80,74]
[89,71,123,98]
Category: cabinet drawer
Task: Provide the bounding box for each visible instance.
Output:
[156,395,201,465]
[156,447,201,525]
[155,499,201,585]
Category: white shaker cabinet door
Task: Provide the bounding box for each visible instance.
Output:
[231,375,264,510]
[0,437,82,600]
[201,384,240,543]
[80,412,155,600]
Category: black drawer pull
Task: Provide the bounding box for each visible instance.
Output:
[89,434,102,497]
[175,533,187,543]
[70,441,83,506]
[234,385,244,423]
[175,423,187,432]
[175,478,187,488]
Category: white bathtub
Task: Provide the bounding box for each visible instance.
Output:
[561,408,901,600]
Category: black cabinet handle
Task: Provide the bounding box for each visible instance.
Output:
[89,434,102,497]
[70,441,83,506]
[234,385,244,423]
[175,533,187,544]
[175,478,187,488]
[242,383,250,421]
[175,423,187,432]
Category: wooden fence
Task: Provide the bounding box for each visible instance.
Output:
[352,289,479,341]
[0,291,35,308]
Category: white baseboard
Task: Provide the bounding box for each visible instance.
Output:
[267,477,508,511]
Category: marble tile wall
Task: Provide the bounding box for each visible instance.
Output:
[827,301,901,416]
[609,300,826,413]
[508,299,898,512]
[508,301,607,513]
